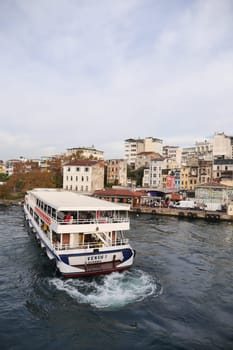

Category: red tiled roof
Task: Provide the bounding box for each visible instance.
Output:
[197,181,228,188]
[64,160,104,166]
[94,188,147,197]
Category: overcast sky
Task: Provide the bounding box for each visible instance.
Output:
[0,0,233,161]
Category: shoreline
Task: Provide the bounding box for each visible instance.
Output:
[131,206,233,222]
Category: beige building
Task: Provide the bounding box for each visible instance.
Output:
[0,161,6,174]
[198,160,213,184]
[135,152,159,170]
[106,159,127,186]
[195,140,213,160]
[212,132,233,159]
[65,146,104,160]
[63,160,104,193]
[163,146,182,167]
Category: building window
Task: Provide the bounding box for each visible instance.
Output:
[85,167,89,172]
[76,167,80,171]
[67,167,70,172]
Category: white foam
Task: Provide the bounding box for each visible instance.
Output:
[49,270,161,309]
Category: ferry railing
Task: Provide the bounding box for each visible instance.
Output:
[57,217,129,225]
[53,238,129,251]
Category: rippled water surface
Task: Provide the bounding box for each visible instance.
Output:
[0,206,233,349]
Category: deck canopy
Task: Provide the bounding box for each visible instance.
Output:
[29,188,130,212]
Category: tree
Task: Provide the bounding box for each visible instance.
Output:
[127,166,145,186]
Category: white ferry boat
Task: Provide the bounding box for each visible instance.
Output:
[24,188,135,278]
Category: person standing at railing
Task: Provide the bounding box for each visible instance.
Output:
[64,212,73,223]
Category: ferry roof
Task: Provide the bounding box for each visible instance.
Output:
[29,188,130,211]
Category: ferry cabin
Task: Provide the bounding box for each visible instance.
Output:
[24,189,134,277]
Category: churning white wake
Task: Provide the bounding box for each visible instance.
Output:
[49,270,161,309]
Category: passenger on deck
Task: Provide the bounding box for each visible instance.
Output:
[64,212,73,223]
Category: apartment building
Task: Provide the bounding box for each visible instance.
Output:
[213,159,233,182]
[195,140,213,160]
[212,132,233,159]
[106,159,127,186]
[63,160,104,193]
[180,162,198,192]
[163,145,182,167]
[198,160,213,184]
[124,137,163,168]
[135,152,159,170]
[142,155,165,188]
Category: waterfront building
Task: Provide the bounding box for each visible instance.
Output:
[93,188,146,207]
[195,182,231,205]
[142,155,165,189]
[162,169,180,191]
[180,159,198,192]
[63,160,104,193]
[106,159,127,186]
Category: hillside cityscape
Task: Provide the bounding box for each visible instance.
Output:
[0,131,233,208]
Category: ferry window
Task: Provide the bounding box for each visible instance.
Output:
[44,204,48,212]
[52,231,60,243]
[48,206,51,216]
[52,208,56,219]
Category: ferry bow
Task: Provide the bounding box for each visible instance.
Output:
[24,188,135,278]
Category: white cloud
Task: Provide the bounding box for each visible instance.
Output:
[0,0,233,160]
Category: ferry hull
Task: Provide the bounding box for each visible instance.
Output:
[23,188,135,278]
[57,262,132,278]
[56,250,135,278]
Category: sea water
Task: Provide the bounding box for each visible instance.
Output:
[0,206,233,349]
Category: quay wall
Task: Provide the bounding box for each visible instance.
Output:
[131,206,233,222]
